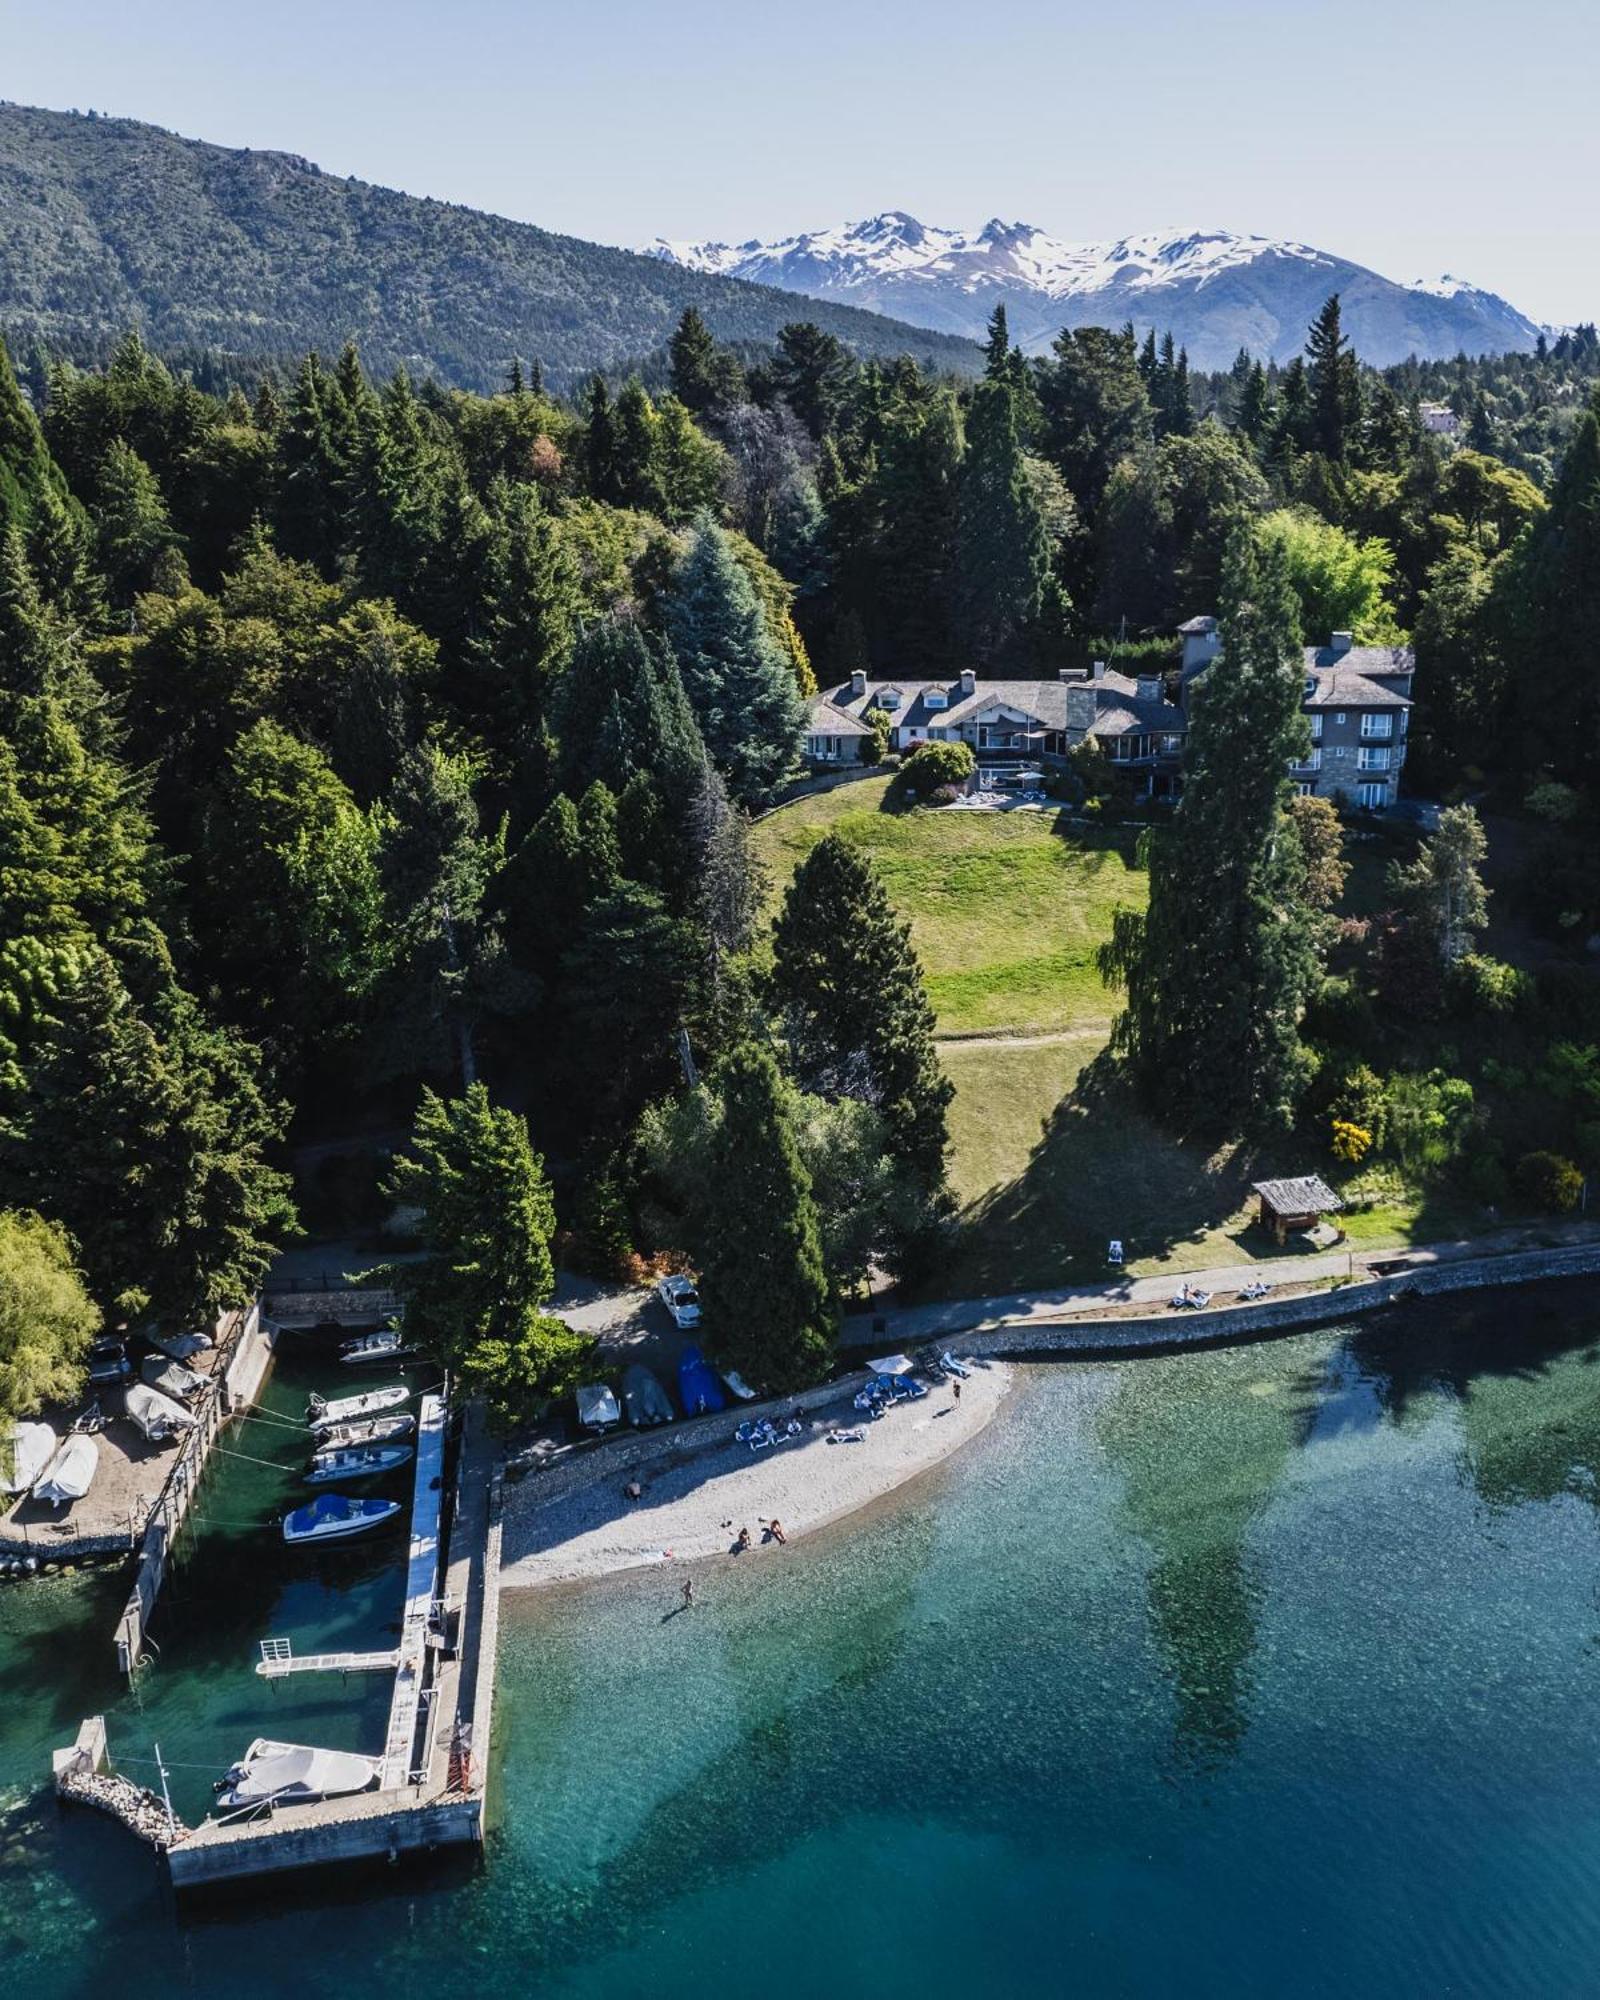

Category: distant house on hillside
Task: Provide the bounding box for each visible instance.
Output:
[1179,616,1414,810]
[1419,401,1460,435]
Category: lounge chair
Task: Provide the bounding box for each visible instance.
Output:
[940,1353,970,1379]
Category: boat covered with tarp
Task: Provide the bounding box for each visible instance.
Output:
[125,1382,195,1443]
[307,1384,410,1432]
[2,1421,56,1495]
[34,1433,99,1506]
[141,1353,205,1400]
[676,1345,726,1416]
[282,1491,402,1544]
[576,1383,622,1433]
[622,1364,674,1427]
[150,1329,213,1362]
[214,1738,380,1811]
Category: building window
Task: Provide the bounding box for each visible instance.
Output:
[1335,712,1346,725]
[1357,746,1391,772]
[1357,781,1387,809]
[1295,781,1317,797]
[1308,714,1323,742]
[1360,713,1394,740]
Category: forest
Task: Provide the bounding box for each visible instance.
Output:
[1,285,1599,1430]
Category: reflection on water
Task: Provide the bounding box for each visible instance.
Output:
[4,1284,1600,1997]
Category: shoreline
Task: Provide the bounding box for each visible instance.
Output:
[498,1359,1013,1590]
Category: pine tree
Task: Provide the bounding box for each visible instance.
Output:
[772,323,853,440]
[612,379,667,514]
[1306,294,1355,462]
[956,376,1049,665]
[551,614,707,810]
[983,303,1011,378]
[668,307,743,414]
[95,439,185,605]
[1102,526,1318,1132]
[692,1043,835,1390]
[770,832,952,1193]
[661,515,804,806]
[583,374,619,502]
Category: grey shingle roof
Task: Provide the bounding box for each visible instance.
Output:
[810,677,1073,734]
[1079,669,1187,738]
[1303,663,1413,709]
[1252,1176,1343,1215]
[804,699,876,737]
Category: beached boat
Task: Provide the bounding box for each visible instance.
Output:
[2,1420,56,1495]
[576,1383,622,1434]
[306,1384,410,1431]
[282,1491,403,1544]
[215,1738,380,1811]
[676,1345,726,1416]
[622,1363,674,1427]
[124,1382,195,1443]
[140,1353,205,1399]
[150,1329,212,1362]
[339,1327,418,1366]
[722,1369,758,1402]
[306,1443,413,1484]
[315,1412,416,1450]
[34,1433,99,1507]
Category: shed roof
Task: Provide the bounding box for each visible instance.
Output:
[1251,1176,1343,1215]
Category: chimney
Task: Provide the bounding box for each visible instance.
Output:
[1092,660,1107,682]
[958,668,976,696]
[1136,674,1162,703]
[1330,631,1353,655]
[849,668,868,697]
[1058,667,1075,682]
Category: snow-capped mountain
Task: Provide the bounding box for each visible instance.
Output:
[644,215,1541,369]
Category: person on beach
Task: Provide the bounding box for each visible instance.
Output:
[953,1380,961,1405]
[681,1577,695,1608]
[736,1526,752,1551]
[624,1480,643,1502]
[764,1519,787,1545]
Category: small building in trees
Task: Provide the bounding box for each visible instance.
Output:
[1251,1175,1343,1245]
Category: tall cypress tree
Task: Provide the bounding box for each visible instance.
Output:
[661,515,804,807]
[1102,526,1318,1132]
[983,303,1011,378]
[1306,294,1355,462]
[770,832,953,1194]
[693,1043,835,1390]
[956,376,1050,665]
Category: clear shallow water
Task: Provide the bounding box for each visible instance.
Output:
[7,1290,1600,1997]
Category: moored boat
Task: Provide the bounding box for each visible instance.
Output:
[282,1491,403,1544]
[34,1433,99,1507]
[315,1412,416,1450]
[2,1420,56,1495]
[306,1443,413,1484]
[214,1738,380,1811]
[338,1327,418,1366]
[306,1384,410,1431]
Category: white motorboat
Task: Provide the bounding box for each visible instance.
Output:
[124,1382,196,1443]
[315,1412,416,1450]
[306,1443,413,1484]
[34,1433,99,1507]
[2,1420,56,1495]
[141,1353,206,1399]
[282,1491,403,1544]
[339,1327,418,1366]
[214,1738,380,1811]
[306,1384,410,1432]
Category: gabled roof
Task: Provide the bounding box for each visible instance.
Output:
[810,677,1071,734]
[804,699,876,737]
[1075,669,1187,739]
[1252,1175,1343,1215]
[1304,661,1413,709]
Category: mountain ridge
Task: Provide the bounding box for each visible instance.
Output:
[645,213,1544,368]
[0,104,982,389]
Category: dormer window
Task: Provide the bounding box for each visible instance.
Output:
[877,688,902,710]
[1304,673,1317,698]
[924,688,948,711]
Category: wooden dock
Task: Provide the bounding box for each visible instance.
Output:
[255,1640,402,1679]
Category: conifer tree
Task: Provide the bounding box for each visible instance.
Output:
[1101,525,1318,1132]
[95,439,185,605]
[956,376,1049,665]
[692,1043,835,1389]
[661,515,804,806]
[583,374,619,502]
[551,615,706,810]
[983,303,1011,378]
[668,307,744,414]
[1306,294,1356,462]
[770,832,952,1193]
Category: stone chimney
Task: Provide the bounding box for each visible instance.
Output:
[958,668,976,696]
[849,668,868,696]
[1136,673,1162,703]
[1330,631,1353,655]
[1092,660,1108,682]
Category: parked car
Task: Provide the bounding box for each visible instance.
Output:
[656,1273,702,1330]
[86,1339,132,1384]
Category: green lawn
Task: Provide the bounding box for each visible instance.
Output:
[754,777,1145,1035]
[755,777,1435,1298]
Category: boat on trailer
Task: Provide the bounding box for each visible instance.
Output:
[306,1383,410,1432]
[282,1491,403,1545]
[125,1382,195,1443]
[315,1411,416,1450]
[338,1327,419,1367]
[214,1738,380,1811]
[306,1443,413,1484]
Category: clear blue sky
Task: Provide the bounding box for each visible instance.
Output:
[3,0,1595,325]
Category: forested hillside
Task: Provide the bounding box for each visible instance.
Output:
[1,274,1599,1438]
[0,103,981,389]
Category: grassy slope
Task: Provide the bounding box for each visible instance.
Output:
[755,777,1447,1296]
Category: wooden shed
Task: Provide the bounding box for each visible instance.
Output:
[1251,1176,1343,1245]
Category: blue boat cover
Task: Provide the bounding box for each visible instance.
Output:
[676,1345,726,1415]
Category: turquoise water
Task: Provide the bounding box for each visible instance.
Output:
[8,1290,1600,1996]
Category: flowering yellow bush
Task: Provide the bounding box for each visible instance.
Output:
[1330,1119,1372,1165]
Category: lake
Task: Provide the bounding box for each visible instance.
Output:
[5,1283,1600,1998]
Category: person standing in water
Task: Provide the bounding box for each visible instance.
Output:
[681,1576,695,1609]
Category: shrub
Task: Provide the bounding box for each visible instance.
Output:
[1385,1070,1475,1178]
[1330,1119,1372,1164]
[1328,1061,1389,1146]
[1515,1150,1585,1213]
[1450,954,1532,1019]
[1526,780,1581,824]
[891,739,975,804]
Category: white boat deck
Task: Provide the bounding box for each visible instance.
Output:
[379,1390,447,1789]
